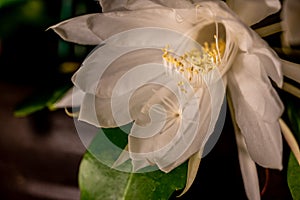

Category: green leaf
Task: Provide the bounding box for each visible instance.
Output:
[78,126,188,200]
[287,153,300,200]
[284,93,300,199]
[14,84,72,117]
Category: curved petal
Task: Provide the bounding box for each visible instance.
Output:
[98,0,194,12]
[77,62,170,128]
[234,126,260,200]
[228,54,283,169]
[226,0,281,26]
[127,67,225,172]
[99,0,157,12]
[203,1,255,52]
[252,47,283,87]
[128,85,211,172]
[72,47,163,97]
[48,14,102,45]
[231,53,283,122]
[87,9,194,42]
[99,0,163,12]
[53,86,85,108]
[78,84,163,128]
[281,0,300,46]
[72,26,222,97]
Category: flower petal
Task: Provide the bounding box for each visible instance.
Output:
[48,14,102,45]
[231,53,283,122]
[226,0,281,26]
[78,86,156,128]
[228,54,283,169]
[228,94,261,200]
[99,0,163,12]
[252,47,283,87]
[53,86,85,108]
[98,0,195,12]
[77,69,167,128]
[127,67,225,172]
[128,86,210,172]
[72,47,163,97]
[87,9,194,42]
[281,0,300,46]
[235,125,260,200]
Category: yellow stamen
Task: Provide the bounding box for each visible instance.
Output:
[162,38,225,89]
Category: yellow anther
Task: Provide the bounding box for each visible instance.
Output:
[162,37,225,89]
[178,81,184,86]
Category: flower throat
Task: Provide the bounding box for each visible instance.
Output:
[162,36,225,90]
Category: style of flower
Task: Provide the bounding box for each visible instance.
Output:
[49,0,300,199]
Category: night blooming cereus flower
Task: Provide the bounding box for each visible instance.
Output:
[49,0,300,199]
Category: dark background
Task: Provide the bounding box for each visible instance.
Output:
[0,1,295,199]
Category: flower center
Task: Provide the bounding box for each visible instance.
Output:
[162,37,225,90]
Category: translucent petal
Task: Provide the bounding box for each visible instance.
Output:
[252,47,283,87]
[230,53,283,122]
[48,14,102,45]
[98,0,194,12]
[234,125,260,200]
[128,68,225,172]
[87,9,194,42]
[226,0,281,26]
[228,62,283,169]
[72,48,163,97]
[77,66,169,128]
[53,86,85,108]
[128,85,207,172]
[72,27,215,97]
[98,0,162,12]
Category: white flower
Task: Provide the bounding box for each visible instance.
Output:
[49,0,300,199]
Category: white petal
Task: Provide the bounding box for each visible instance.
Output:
[72,26,217,97]
[98,0,129,12]
[252,47,283,87]
[98,0,162,12]
[72,47,163,97]
[79,86,149,128]
[149,0,194,8]
[79,93,103,127]
[234,123,261,200]
[47,14,102,45]
[53,86,84,108]
[87,9,194,42]
[128,68,225,172]
[231,53,283,121]
[228,60,283,169]
[78,72,167,128]
[228,94,260,200]
[281,0,300,46]
[98,0,194,12]
[226,0,281,26]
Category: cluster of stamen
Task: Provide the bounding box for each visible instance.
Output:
[162,37,225,90]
